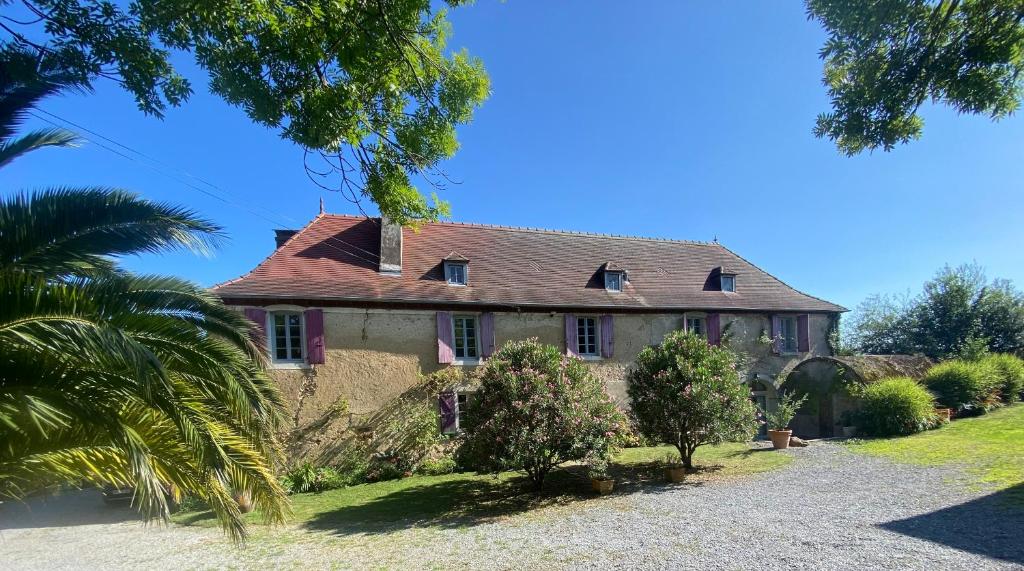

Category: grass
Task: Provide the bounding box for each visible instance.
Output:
[848,403,1024,496]
[173,442,789,532]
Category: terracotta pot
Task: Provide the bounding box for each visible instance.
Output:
[935,408,952,422]
[591,478,614,495]
[841,426,857,438]
[233,491,253,514]
[768,429,792,449]
[664,466,686,483]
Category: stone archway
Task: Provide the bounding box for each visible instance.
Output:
[778,355,934,439]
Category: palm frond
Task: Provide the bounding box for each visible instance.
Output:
[0,128,80,168]
[0,188,224,276]
[0,44,90,141]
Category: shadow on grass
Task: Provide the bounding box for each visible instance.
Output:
[878,483,1024,565]
[301,463,701,536]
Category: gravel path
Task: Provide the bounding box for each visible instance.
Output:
[2,442,1022,570]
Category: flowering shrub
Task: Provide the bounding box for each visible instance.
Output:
[460,339,626,490]
[627,331,758,469]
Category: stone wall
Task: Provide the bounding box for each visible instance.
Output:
[245,304,835,462]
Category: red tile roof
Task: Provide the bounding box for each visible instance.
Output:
[213,214,846,313]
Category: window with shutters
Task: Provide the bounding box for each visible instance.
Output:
[686,316,705,338]
[576,316,600,356]
[440,392,471,435]
[779,316,798,353]
[270,311,305,363]
[452,314,480,362]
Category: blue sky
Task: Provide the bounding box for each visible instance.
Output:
[2,1,1023,313]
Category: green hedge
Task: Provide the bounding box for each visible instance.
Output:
[981,354,1024,404]
[923,360,1001,415]
[856,377,940,437]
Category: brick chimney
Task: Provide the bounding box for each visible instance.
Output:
[378,217,402,275]
[274,229,297,249]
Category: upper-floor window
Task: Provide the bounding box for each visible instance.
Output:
[452,314,479,360]
[271,311,304,362]
[779,316,798,353]
[721,274,736,292]
[577,316,599,356]
[604,271,623,292]
[687,316,705,338]
[445,262,468,286]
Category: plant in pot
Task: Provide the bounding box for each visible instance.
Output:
[662,451,686,483]
[763,391,808,450]
[588,458,614,495]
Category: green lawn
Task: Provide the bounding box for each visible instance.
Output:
[848,403,1024,497]
[173,442,788,531]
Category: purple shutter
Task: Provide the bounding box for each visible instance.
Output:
[437,312,454,364]
[304,308,325,364]
[771,315,783,354]
[439,391,457,433]
[707,313,721,346]
[480,312,496,358]
[564,314,578,356]
[243,308,267,342]
[798,314,810,352]
[600,315,614,358]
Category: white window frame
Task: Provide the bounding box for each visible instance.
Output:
[686,316,706,338]
[445,262,468,286]
[576,316,601,358]
[451,314,480,364]
[604,271,623,292]
[721,274,736,292]
[267,310,307,368]
[779,315,798,353]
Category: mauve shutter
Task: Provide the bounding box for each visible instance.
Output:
[480,312,496,358]
[798,314,810,352]
[438,391,457,433]
[243,308,267,342]
[707,313,721,346]
[564,314,578,356]
[304,309,325,364]
[771,315,783,354]
[436,311,454,364]
[600,315,614,358]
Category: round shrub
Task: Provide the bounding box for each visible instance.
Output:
[856,377,938,436]
[923,360,1001,415]
[981,353,1024,404]
[627,331,758,469]
[460,339,626,490]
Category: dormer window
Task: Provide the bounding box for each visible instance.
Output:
[721,274,736,292]
[443,252,469,286]
[604,271,623,292]
[601,261,626,293]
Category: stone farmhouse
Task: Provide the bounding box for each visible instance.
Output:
[213,214,847,456]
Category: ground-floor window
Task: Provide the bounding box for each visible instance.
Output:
[686,316,705,338]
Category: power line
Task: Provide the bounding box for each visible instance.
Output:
[26,110,384,267]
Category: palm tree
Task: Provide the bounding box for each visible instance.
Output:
[0,46,289,540]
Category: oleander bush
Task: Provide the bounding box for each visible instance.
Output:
[627,331,758,469]
[981,353,1024,404]
[923,360,1001,415]
[856,377,940,436]
[460,339,627,490]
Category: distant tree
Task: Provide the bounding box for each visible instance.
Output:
[627,331,758,470]
[460,339,626,491]
[808,0,1024,155]
[0,1,490,224]
[847,264,1024,359]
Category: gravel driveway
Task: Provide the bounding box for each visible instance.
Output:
[2,442,1022,570]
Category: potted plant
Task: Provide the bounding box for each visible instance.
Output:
[764,392,808,449]
[663,451,686,483]
[588,458,614,495]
